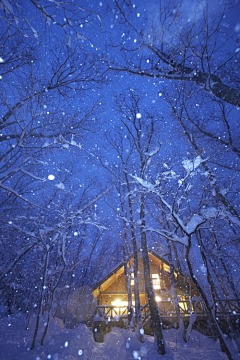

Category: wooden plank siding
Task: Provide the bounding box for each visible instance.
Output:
[92,251,200,308]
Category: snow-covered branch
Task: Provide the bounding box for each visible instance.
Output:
[0,183,42,208]
[145,226,189,246]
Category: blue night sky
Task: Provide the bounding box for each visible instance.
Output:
[0,0,240,336]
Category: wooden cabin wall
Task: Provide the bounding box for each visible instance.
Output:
[103,273,127,293]
[93,253,200,306]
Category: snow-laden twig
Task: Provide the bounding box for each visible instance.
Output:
[72,187,112,219]
[58,134,83,150]
[182,155,208,174]
[0,240,40,282]
[132,175,209,236]
[20,169,46,182]
[0,183,42,208]
[145,226,189,246]
[0,157,31,181]
[202,207,240,227]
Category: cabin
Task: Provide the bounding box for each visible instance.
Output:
[90,251,240,342]
[92,250,199,309]
[90,251,202,341]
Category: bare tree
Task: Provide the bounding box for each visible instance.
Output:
[109,0,240,107]
[102,92,166,354]
[98,130,144,340]
[0,28,102,209]
[0,4,110,351]
[132,152,239,359]
[0,0,103,44]
[0,177,109,349]
[163,84,240,222]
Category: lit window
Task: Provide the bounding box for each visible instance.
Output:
[111,299,128,315]
[131,272,134,286]
[152,274,161,290]
[111,300,128,307]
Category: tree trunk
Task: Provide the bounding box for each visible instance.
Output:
[123,240,133,327]
[185,236,234,360]
[30,249,50,350]
[125,172,143,336]
[207,231,240,302]
[168,243,187,342]
[140,195,165,355]
[196,231,240,353]
[132,241,143,340]
[40,265,65,346]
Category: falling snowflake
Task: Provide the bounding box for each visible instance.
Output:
[132,350,139,359]
[48,175,55,180]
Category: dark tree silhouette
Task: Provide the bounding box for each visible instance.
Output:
[109,0,240,107]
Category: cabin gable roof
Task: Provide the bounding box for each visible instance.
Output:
[92,250,170,294]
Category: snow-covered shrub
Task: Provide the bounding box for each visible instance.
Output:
[65,287,96,328]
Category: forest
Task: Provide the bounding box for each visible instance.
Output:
[0,0,239,359]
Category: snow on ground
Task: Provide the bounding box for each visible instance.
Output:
[0,313,229,360]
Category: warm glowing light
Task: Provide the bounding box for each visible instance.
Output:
[155,296,161,302]
[152,273,161,290]
[111,300,128,314]
[111,300,128,307]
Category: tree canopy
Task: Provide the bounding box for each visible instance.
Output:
[0,0,239,357]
